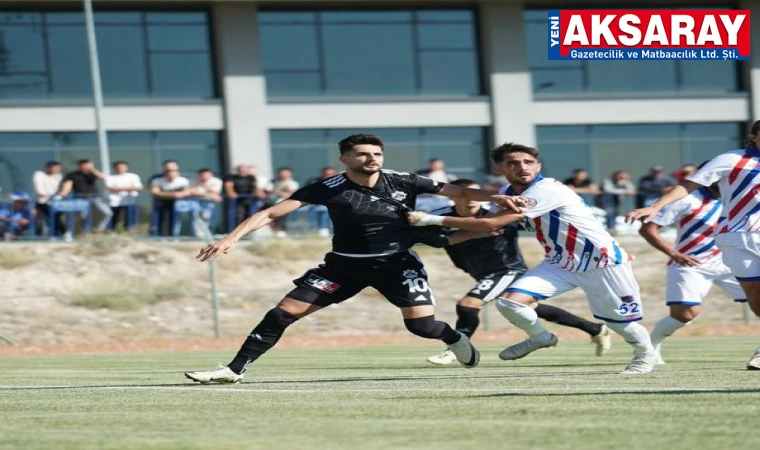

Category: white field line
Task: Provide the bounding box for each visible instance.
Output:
[0,385,750,394]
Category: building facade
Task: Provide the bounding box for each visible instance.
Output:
[0,0,757,194]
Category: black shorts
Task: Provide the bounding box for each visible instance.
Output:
[288,250,435,308]
[466,271,525,303]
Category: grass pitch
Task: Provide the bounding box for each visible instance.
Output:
[1,336,758,450]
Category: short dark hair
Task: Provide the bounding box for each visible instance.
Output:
[429,158,443,163]
[573,168,587,175]
[490,143,540,163]
[77,159,91,166]
[338,134,384,155]
[113,161,128,168]
[197,168,213,174]
[451,178,478,188]
[277,167,292,173]
[45,160,61,168]
[162,159,178,167]
[746,120,760,148]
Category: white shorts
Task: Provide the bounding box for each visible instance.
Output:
[665,256,747,306]
[715,232,760,282]
[505,261,642,323]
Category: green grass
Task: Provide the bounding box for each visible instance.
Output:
[1,337,759,450]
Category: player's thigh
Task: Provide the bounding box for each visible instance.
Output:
[664,265,712,307]
[714,275,750,303]
[738,281,760,314]
[504,262,576,303]
[577,262,643,323]
[466,271,524,305]
[458,296,486,309]
[289,261,366,309]
[371,251,436,308]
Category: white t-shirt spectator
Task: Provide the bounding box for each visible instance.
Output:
[105,173,143,207]
[151,176,190,193]
[33,171,62,204]
[192,177,223,197]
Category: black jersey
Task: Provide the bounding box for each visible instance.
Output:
[436,206,528,279]
[289,170,444,255]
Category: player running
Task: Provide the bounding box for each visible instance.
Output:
[408,143,657,375]
[639,181,746,363]
[628,120,760,370]
[185,134,519,383]
[420,178,611,365]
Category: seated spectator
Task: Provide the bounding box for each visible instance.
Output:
[670,163,698,182]
[32,161,64,237]
[265,167,299,237]
[105,161,143,231]
[602,171,636,232]
[0,193,33,240]
[305,167,339,236]
[150,167,190,236]
[224,164,263,227]
[637,165,675,207]
[58,159,113,237]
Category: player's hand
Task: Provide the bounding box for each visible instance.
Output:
[669,252,701,267]
[625,206,659,224]
[197,237,238,262]
[491,195,523,213]
[406,211,428,226]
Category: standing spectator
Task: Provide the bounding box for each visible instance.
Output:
[602,171,636,232]
[265,167,299,237]
[150,160,179,184]
[150,167,190,236]
[305,167,339,236]
[105,161,143,231]
[483,167,508,193]
[58,159,113,236]
[637,165,675,207]
[249,165,270,197]
[564,169,601,206]
[32,161,64,236]
[224,164,261,227]
[416,158,457,183]
[0,193,33,240]
[190,168,223,237]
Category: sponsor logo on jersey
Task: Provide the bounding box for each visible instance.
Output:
[391,191,408,201]
[620,295,636,303]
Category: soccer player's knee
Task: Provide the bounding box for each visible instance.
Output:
[268,307,300,327]
[403,316,444,339]
[671,307,698,323]
[458,297,485,309]
[496,296,528,312]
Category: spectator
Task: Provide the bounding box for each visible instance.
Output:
[150,166,190,236]
[602,171,636,232]
[58,159,113,236]
[483,167,508,193]
[224,164,262,227]
[416,158,457,183]
[670,163,698,182]
[305,167,339,237]
[564,169,601,195]
[150,160,180,184]
[105,161,143,231]
[32,160,64,237]
[265,167,299,237]
[189,168,223,237]
[0,192,33,240]
[249,165,270,196]
[637,165,675,207]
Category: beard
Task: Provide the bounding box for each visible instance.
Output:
[351,165,381,175]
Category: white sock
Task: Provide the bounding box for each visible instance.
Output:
[606,321,654,355]
[650,316,689,348]
[496,298,551,340]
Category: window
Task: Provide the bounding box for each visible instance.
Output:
[524,10,740,97]
[0,131,221,196]
[536,123,742,185]
[270,127,486,184]
[0,11,215,100]
[258,10,481,98]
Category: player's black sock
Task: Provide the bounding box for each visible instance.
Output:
[404,315,461,344]
[535,304,603,337]
[455,305,481,338]
[228,307,299,374]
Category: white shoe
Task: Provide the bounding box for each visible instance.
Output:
[499,333,559,361]
[447,332,480,368]
[620,352,656,375]
[746,348,760,371]
[427,349,457,365]
[591,325,612,357]
[653,346,666,365]
[185,365,243,384]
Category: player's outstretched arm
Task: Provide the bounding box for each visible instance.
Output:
[436,184,523,213]
[407,210,524,232]
[197,199,306,262]
[638,222,700,267]
[445,229,503,246]
[625,180,701,223]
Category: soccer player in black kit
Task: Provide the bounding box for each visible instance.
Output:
[421,179,611,366]
[186,134,518,383]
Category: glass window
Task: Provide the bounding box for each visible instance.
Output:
[524,9,741,96]
[0,10,215,100]
[259,9,481,98]
[271,127,486,184]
